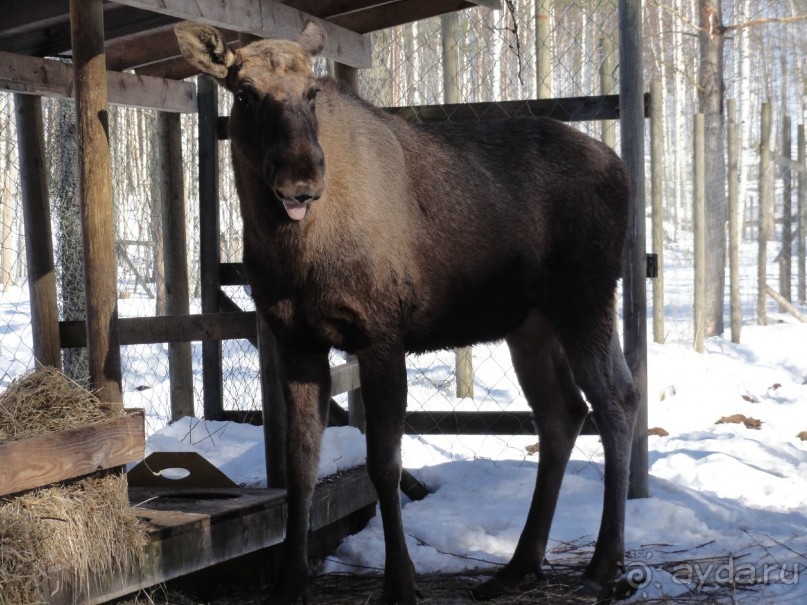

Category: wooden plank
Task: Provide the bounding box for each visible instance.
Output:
[329,0,500,33]
[0,4,176,57]
[70,0,123,408]
[215,94,651,135]
[220,262,249,285]
[281,0,497,20]
[59,312,258,347]
[0,50,197,113]
[215,93,651,150]
[309,466,376,532]
[0,0,69,37]
[0,410,144,497]
[16,94,61,368]
[106,26,240,72]
[389,94,629,123]
[331,359,361,397]
[403,411,599,436]
[113,0,371,68]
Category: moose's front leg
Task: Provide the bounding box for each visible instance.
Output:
[268,345,331,604]
[357,344,419,605]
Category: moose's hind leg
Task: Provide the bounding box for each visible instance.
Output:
[569,320,640,596]
[472,311,588,600]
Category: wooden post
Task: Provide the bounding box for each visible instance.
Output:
[198,76,224,419]
[157,111,194,420]
[600,37,616,150]
[69,0,122,409]
[441,12,474,400]
[727,99,741,343]
[15,94,61,369]
[332,63,367,430]
[650,79,664,344]
[798,124,806,303]
[619,0,648,499]
[780,115,792,304]
[758,101,771,325]
[258,316,287,488]
[535,0,552,99]
[693,114,706,353]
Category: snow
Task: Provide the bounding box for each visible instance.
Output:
[2,273,806,602]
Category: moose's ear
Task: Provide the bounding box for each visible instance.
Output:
[174,22,235,80]
[296,21,327,57]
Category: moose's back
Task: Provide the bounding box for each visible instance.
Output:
[367,112,629,353]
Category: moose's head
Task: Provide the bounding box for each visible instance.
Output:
[175,21,328,221]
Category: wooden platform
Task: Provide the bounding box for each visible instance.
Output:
[43,467,377,605]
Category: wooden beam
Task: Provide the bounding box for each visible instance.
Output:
[112,0,371,68]
[404,411,599,436]
[0,5,177,58]
[198,75,225,421]
[105,26,240,72]
[59,312,258,348]
[0,410,144,498]
[0,50,197,112]
[330,0,499,34]
[15,94,62,368]
[389,94,639,124]
[0,0,69,37]
[157,111,194,420]
[70,0,123,408]
[213,94,651,133]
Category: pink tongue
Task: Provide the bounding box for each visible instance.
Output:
[283,201,308,221]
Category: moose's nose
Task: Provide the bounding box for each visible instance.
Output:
[294,193,314,204]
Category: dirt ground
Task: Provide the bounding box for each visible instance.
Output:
[113,565,722,605]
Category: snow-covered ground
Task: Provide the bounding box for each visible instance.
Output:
[1,239,806,603]
[143,324,807,603]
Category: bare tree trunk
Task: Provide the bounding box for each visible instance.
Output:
[1,133,14,290]
[697,0,727,336]
[535,0,552,99]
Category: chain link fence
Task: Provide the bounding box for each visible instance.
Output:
[1,2,800,452]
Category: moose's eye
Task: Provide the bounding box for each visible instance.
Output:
[235,88,256,108]
[305,86,320,106]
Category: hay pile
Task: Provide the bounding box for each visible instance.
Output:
[0,367,147,605]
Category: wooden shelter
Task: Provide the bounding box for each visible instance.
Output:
[0,0,648,600]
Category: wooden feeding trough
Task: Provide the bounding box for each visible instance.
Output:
[0,402,377,605]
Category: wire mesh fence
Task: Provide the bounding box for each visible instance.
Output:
[0,2,804,451]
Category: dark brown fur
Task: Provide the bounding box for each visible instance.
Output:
[176,21,639,605]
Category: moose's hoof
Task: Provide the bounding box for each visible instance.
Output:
[380,586,421,605]
[261,580,308,605]
[471,576,514,601]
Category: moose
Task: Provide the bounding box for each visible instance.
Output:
[175,20,639,604]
